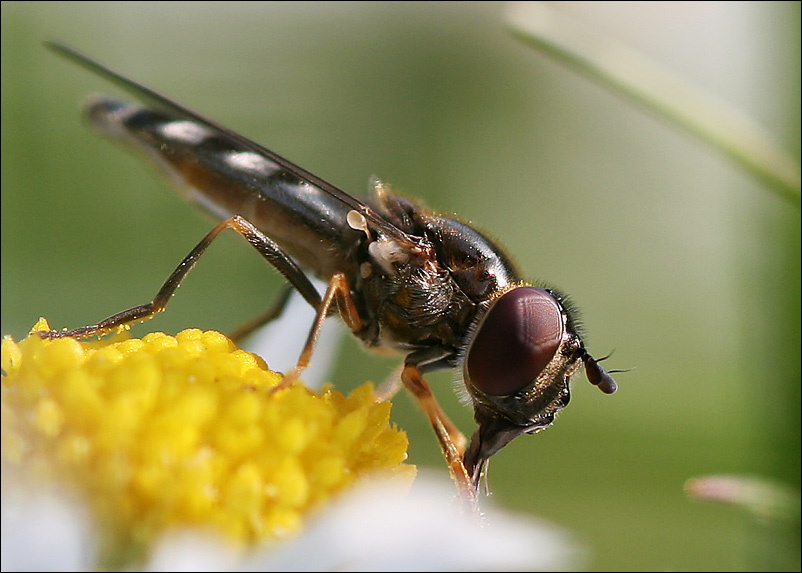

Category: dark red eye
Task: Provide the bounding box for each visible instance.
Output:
[466,287,564,396]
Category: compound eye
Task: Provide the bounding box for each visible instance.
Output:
[467,287,564,396]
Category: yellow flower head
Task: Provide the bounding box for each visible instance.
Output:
[2,319,414,566]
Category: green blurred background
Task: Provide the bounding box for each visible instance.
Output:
[2,2,799,570]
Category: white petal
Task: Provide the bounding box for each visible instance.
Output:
[245,472,580,572]
[1,489,96,572]
[146,531,240,572]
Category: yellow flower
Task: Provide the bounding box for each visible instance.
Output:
[1,319,414,567]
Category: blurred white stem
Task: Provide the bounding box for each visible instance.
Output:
[506,1,801,207]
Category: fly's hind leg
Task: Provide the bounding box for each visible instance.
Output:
[38,216,322,340]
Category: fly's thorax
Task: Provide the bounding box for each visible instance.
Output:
[347,211,471,353]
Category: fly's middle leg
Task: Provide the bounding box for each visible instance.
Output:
[278,272,363,388]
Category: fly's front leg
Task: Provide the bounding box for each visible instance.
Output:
[400,359,475,505]
[38,216,321,340]
[279,272,363,387]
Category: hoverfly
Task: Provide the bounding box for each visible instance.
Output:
[39,43,618,503]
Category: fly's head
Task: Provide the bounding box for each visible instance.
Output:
[460,285,617,489]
